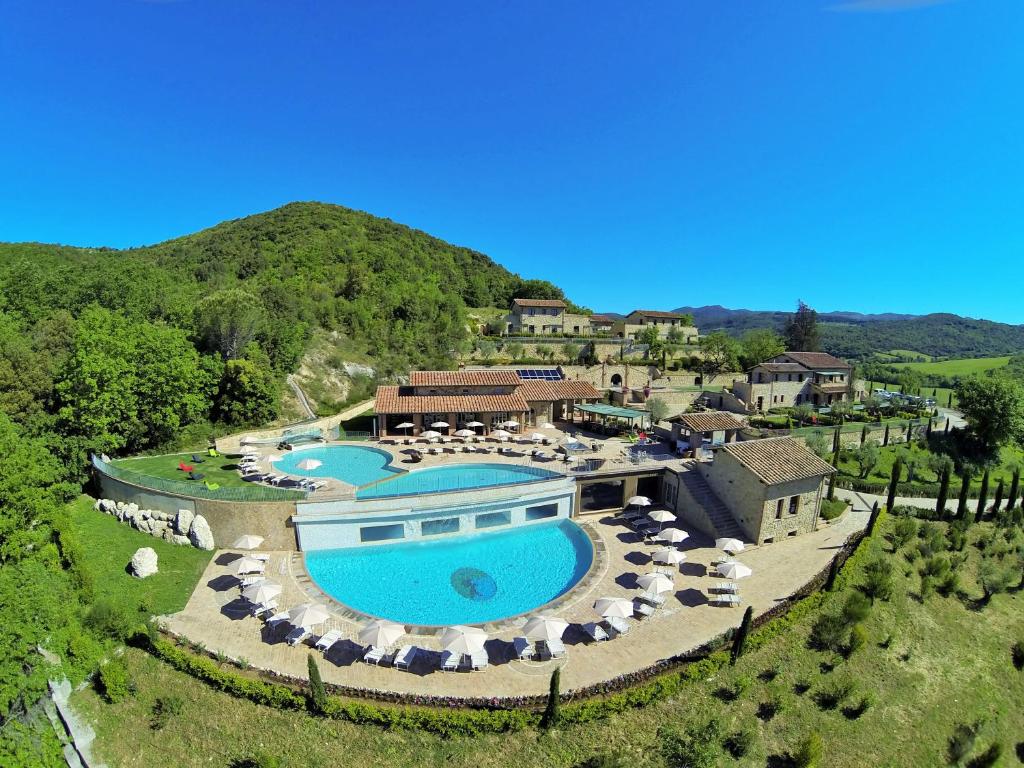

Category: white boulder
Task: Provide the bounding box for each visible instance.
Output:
[188,515,214,550]
[174,508,195,536]
[129,547,158,579]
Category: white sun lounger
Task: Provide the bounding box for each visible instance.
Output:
[711,593,741,607]
[512,637,534,660]
[251,553,271,562]
[440,650,460,671]
[266,610,289,625]
[543,639,566,659]
[286,627,310,646]
[393,645,418,670]
[606,616,631,636]
[363,645,387,665]
[637,592,667,607]
[633,600,656,619]
[469,650,489,670]
[239,575,266,587]
[315,629,342,653]
[582,622,609,642]
[250,600,277,618]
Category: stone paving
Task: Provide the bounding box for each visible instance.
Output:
[162,503,868,699]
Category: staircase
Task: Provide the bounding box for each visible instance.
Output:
[676,464,747,540]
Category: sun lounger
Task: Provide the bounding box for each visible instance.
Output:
[266,610,289,625]
[469,650,489,670]
[208,448,219,457]
[286,627,310,646]
[239,575,266,587]
[582,622,609,642]
[716,582,739,594]
[633,600,656,619]
[711,593,741,607]
[512,637,534,660]
[637,592,667,607]
[363,645,386,665]
[440,650,459,671]
[315,629,342,652]
[393,645,418,670]
[188,471,205,481]
[251,600,278,618]
[606,616,631,636]
[190,454,206,464]
[544,639,566,659]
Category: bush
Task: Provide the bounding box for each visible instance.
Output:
[948,722,980,765]
[724,727,756,758]
[842,693,874,720]
[793,732,824,768]
[97,659,132,703]
[85,600,139,641]
[661,719,722,768]
[1012,641,1024,671]
[861,558,895,602]
[809,612,849,653]
[841,591,872,624]
[814,679,856,711]
[757,692,785,721]
[847,624,868,656]
[966,743,1002,768]
[151,695,184,730]
[307,655,328,715]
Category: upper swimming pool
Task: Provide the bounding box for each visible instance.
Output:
[273,445,399,487]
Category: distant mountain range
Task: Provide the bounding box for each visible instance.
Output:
[666,305,1024,360]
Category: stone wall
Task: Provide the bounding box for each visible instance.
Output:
[757,477,825,542]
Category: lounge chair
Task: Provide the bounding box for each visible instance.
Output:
[512,637,534,660]
[393,645,418,670]
[266,610,289,625]
[188,471,206,481]
[715,582,739,594]
[190,453,206,464]
[633,600,656,619]
[315,629,342,652]
[544,639,567,659]
[178,461,194,472]
[606,616,631,636]
[711,593,741,607]
[239,575,266,587]
[251,553,271,562]
[469,650,489,670]
[251,600,277,618]
[285,627,310,646]
[440,650,460,671]
[204,481,221,490]
[208,448,219,457]
[582,622,609,642]
[362,645,386,665]
[637,592,667,607]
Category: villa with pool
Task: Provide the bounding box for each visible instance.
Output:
[90,370,855,698]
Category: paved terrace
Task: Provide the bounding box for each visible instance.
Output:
[162,504,868,699]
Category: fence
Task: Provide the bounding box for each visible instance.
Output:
[92,455,308,502]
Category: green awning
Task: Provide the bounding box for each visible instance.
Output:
[573,403,649,422]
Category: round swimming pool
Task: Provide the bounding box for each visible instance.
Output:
[304,520,593,626]
[273,445,400,486]
[356,462,560,498]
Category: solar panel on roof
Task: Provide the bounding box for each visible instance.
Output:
[517,368,562,380]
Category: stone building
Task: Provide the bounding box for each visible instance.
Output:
[507,298,568,335]
[612,309,699,341]
[732,351,853,412]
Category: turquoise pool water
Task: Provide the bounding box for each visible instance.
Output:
[304,520,593,626]
[273,446,399,487]
[356,462,559,499]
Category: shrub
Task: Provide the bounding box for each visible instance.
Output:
[841,591,872,624]
[307,655,328,715]
[757,692,785,721]
[724,727,756,758]
[889,517,919,550]
[661,719,722,768]
[809,612,849,653]
[97,659,132,703]
[847,624,868,656]
[814,679,856,710]
[861,558,895,602]
[1012,641,1024,671]
[85,600,138,641]
[793,731,824,768]
[947,722,980,765]
[966,743,1002,768]
[151,695,184,730]
[842,693,874,720]
[229,752,287,768]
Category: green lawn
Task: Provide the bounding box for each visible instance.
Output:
[71,516,1024,767]
[898,356,1011,376]
[112,452,253,490]
[66,495,212,616]
[837,441,1024,491]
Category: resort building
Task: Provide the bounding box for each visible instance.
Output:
[612,310,698,341]
[374,370,602,436]
[732,351,853,411]
[668,411,745,456]
[664,436,835,544]
[587,314,616,334]
[507,298,567,335]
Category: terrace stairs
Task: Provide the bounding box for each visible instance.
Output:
[676,462,747,541]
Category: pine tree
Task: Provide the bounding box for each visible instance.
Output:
[1008,468,1021,510]
[541,668,561,730]
[784,301,821,352]
[883,424,890,446]
[827,446,840,501]
[731,606,754,664]
[974,469,990,523]
[905,422,913,446]
[886,457,902,512]
[947,392,953,407]
[307,654,328,715]
[936,466,951,520]
[992,479,1004,516]
[832,427,841,453]
[861,424,868,445]
[956,469,971,520]
[926,418,932,438]
[866,501,881,537]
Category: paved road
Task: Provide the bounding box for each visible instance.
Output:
[835,486,978,515]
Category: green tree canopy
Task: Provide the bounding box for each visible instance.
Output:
[955,375,1024,453]
[784,301,820,352]
[739,328,785,368]
[698,331,741,374]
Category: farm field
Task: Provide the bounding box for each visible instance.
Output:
[898,356,1012,376]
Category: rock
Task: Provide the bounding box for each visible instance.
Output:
[188,515,214,550]
[125,502,139,516]
[151,520,168,536]
[93,499,102,511]
[343,362,376,378]
[174,508,195,535]
[172,534,191,547]
[151,510,172,522]
[129,547,158,579]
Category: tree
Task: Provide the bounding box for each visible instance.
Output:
[195,288,267,361]
[1007,467,1021,510]
[956,468,972,520]
[739,328,785,368]
[991,478,1004,515]
[883,423,890,446]
[731,606,753,664]
[636,325,660,351]
[854,441,880,479]
[476,339,497,361]
[805,430,830,460]
[861,558,894,602]
[866,501,881,537]
[792,403,815,427]
[783,301,820,352]
[793,732,824,768]
[307,654,328,715]
[561,342,580,363]
[955,376,1024,453]
[506,342,525,361]
[646,396,669,425]
[830,400,852,425]
[511,279,565,302]
[886,456,902,511]
[974,469,990,523]
[936,465,951,519]
[697,331,740,374]
[213,358,278,425]
[541,667,560,729]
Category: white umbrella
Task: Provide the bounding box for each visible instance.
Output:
[296,458,322,471]
[454,429,475,438]
[626,495,652,507]
[288,603,331,629]
[715,538,745,554]
[420,430,442,440]
[241,581,281,604]
[466,421,484,428]
[358,619,406,648]
[539,422,556,429]
[501,420,520,429]
[652,548,686,566]
[648,509,677,524]
[522,615,569,643]
[717,561,753,580]
[430,421,450,429]
[233,556,266,575]
[232,534,264,550]
[394,421,414,436]
[637,572,674,595]
[530,432,546,442]
[492,429,511,439]
[593,597,634,620]
[440,625,488,655]
[656,528,689,545]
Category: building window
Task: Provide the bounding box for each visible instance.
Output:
[422,517,460,536]
[789,496,800,515]
[360,524,405,543]
[525,503,559,521]
[779,395,785,403]
[775,499,784,519]
[475,510,512,529]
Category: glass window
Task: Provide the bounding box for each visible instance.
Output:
[422,517,460,536]
[475,510,512,529]
[360,523,405,543]
[789,496,800,515]
[525,503,559,521]
[775,499,784,519]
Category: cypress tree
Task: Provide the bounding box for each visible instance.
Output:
[906,422,914,445]
[947,392,953,407]
[944,418,950,434]
[926,418,932,438]
[992,479,1004,516]
[541,668,561,730]
[883,424,890,446]
[932,388,937,398]
[956,469,971,520]
[307,654,328,715]
[731,606,754,664]
[886,457,902,512]
[866,501,881,537]
[861,424,868,445]
[936,466,951,520]
[832,427,841,453]
[974,469,990,523]
[1008,468,1021,510]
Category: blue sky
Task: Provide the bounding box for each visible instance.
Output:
[2,1,1022,321]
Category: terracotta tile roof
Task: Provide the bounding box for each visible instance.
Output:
[673,411,746,432]
[780,352,851,371]
[753,362,808,373]
[721,437,836,485]
[375,386,529,415]
[512,298,567,309]
[589,314,616,324]
[628,309,689,320]
[409,370,520,387]
[517,380,602,401]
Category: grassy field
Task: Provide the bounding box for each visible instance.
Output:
[898,356,1012,376]
[112,452,253,490]
[837,441,1024,491]
[72,516,1024,767]
[66,495,212,615]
